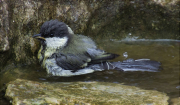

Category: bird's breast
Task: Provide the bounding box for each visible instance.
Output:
[38,46,43,62]
[38,45,58,68]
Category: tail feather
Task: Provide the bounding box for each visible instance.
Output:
[88,58,162,72]
[111,59,161,72]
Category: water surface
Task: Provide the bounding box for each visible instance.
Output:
[0,38,179,104]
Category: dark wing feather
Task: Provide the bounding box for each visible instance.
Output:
[55,49,119,71]
[55,53,91,70]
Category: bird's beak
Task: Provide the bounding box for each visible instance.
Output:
[33,34,46,40]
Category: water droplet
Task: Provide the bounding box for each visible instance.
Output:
[123,52,128,58]
[176,85,180,89]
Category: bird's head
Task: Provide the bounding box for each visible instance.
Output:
[33,20,73,49]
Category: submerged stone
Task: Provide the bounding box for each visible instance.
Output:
[5,79,169,105]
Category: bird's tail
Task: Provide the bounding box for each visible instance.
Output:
[111,59,162,72]
[89,58,162,72]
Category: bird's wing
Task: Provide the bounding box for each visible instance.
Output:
[55,35,119,71]
[55,48,119,71]
[55,53,91,70]
[87,48,119,64]
[55,49,118,71]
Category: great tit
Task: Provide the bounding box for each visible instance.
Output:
[33,20,120,76]
[33,20,161,77]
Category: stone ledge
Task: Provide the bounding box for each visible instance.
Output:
[5,79,169,105]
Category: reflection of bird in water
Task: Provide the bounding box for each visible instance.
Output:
[33,20,161,77]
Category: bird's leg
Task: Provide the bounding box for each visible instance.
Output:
[102,62,116,70]
[106,62,116,69]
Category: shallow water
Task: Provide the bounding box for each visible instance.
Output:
[0,39,179,104]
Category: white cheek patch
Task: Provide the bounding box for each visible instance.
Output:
[67,25,74,34]
[46,37,68,49]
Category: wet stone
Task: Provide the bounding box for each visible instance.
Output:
[170,97,180,105]
[5,79,169,105]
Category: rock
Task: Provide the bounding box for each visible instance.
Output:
[0,0,9,52]
[5,79,169,105]
[170,97,180,105]
[0,29,9,51]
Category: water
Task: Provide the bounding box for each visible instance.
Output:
[0,39,179,104]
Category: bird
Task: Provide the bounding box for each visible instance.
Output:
[33,20,161,77]
[33,19,120,76]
